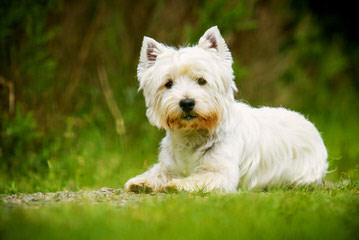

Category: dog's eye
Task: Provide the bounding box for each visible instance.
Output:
[197,77,207,85]
[165,79,173,89]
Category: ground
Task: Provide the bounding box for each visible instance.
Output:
[1,181,358,240]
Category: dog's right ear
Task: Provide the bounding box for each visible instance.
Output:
[138,36,163,75]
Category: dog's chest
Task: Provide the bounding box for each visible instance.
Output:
[172,144,202,177]
[169,132,210,177]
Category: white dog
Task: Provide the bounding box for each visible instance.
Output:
[125,26,328,193]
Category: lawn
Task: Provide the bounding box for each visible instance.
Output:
[1,181,358,240]
[1,109,358,240]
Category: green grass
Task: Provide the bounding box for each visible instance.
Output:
[1,111,358,240]
[1,100,358,240]
[1,112,358,240]
[1,183,358,240]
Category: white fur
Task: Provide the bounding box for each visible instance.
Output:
[125,26,328,193]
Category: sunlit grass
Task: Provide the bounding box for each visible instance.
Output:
[1,183,358,240]
[1,104,358,240]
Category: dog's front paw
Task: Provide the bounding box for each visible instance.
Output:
[124,177,154,193]
[164,179,199,193]
[163,174,236,193]
[163,180,181,193]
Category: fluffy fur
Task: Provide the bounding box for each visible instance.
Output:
[125,26,328,193]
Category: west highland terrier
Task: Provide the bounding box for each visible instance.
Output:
[125,26,328,193]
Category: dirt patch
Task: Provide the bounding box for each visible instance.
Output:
[0,187,166,208]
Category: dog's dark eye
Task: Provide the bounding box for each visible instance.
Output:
[198,77,207,85]
[165,79,173,89]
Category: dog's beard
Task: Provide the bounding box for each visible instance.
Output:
[165,110,219,131]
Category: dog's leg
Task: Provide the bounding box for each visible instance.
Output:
[124,147,176,193]
[124,163,172,193]
[164,153,240,193]
[164,173,237,193]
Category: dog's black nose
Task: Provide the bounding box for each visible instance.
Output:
[179,99,195,113]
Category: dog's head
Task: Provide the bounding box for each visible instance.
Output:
[137,26,237,131]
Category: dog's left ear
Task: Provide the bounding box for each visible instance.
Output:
[198,26,232,62]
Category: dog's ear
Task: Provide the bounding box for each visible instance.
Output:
[138,36,164,74]
[198,26,232,62]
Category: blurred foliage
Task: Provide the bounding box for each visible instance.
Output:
[184,0,257,42]
[0,0,57,104]
[0,0,358,193]
[1,109,49,175]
